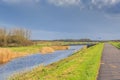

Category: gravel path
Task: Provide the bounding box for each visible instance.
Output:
[97,43,120,80]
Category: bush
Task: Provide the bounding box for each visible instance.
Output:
[0,28,32,47]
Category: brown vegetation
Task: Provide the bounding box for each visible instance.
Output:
[51,46,69,50]
[40,46,69,54]
[0,48,28,64]
[0,46,69,63]
[0,28,32,47]
[40,47,55,54]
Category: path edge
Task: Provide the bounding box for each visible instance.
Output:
[96,43,105,80]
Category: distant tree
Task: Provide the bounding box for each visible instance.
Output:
[0,28,7,46]
[0,27,32,47]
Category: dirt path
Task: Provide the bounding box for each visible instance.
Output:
[97,43,120,80]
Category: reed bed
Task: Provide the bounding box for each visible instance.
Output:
[0,48,28,64]
[40,47,55,54]
[40,46,69,54]
[51,46,69,50]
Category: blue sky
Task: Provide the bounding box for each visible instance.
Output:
[0,0,120,40]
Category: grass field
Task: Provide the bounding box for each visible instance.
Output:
[35,41,98,46]
[9,45,44,54]
[10,43,104,80]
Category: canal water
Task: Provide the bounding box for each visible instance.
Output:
[0,46,83,80]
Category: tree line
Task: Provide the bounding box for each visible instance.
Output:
[0,28,32,47]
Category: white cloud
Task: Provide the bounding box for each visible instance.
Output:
[1,0,120,14]
[2,0,120,8]
[91,0,120,8]
[48,0,81,6]
[47,0,120,8]
[1,0,40,4]
[91,0,120,5]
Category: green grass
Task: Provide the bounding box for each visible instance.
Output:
[8,45,44,54]
[34,41,98,47]
[10,43,104,80]
[6,42,98,54]
[110,42,120,49]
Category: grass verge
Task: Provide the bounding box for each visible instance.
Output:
[10,43,104,80]
[110,42,120,49]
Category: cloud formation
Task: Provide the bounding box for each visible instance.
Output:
[47,0,120,14]
[1,0,120,14]
[1,0,120,8]
[91,0,120,9]
[48,0,81,6]
[1,0,40,4]
[92,0,120,6]
[47,0,120,7]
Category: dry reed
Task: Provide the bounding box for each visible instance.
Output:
[0,48,28,64]
[40,46,69,54]
[40,47,55,54]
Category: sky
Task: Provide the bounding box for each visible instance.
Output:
[0,0,120,40]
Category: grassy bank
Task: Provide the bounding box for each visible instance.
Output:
[0,45,69,64]
[35,41,98,46]
[0,45,44,64]
[110,42,120,49]
[9,45,44,54]
[8,41,97,54]
[10,43,104,80]
[0,48,30,64]
[1,41,92,63]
